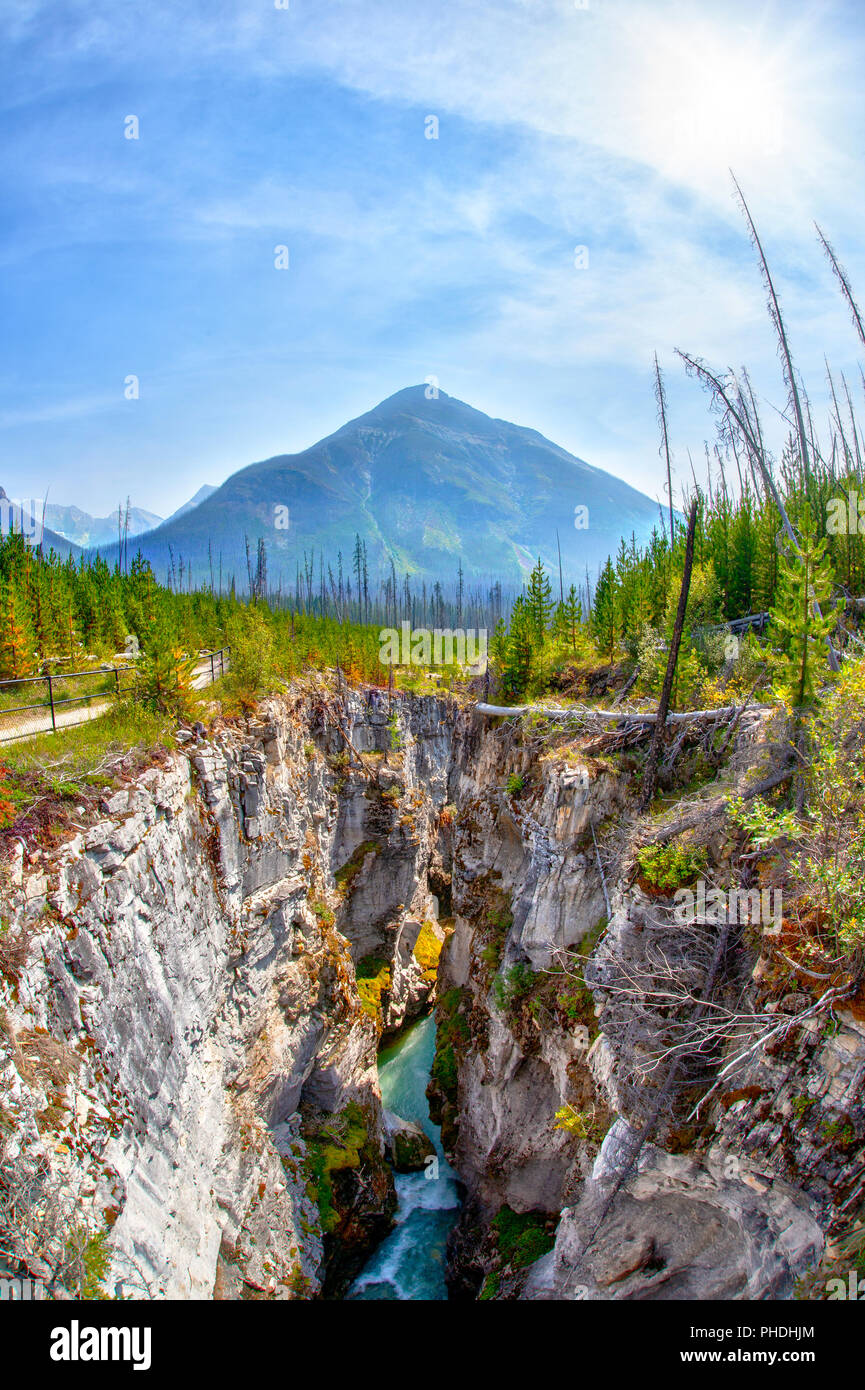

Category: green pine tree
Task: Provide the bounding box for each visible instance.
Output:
[591,559,619,663]
[525,557,554,644]
[554,584,582,654]
[502,596,534,699]
[769,508,840,708]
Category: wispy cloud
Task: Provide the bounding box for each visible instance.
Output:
[1,0,864,515]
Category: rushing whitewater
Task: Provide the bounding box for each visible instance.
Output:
[349,1016,460,1301]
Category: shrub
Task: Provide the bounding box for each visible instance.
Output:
[636,840,707,892]
[492,962,536,1012]
[481,941,501,969]
[63,1226,111,1300]
[303,1103,372,1234]
[223,604,275,707]
[0,764,15,829]
[430,987,469,1098]
[308,898,335,927]
[506,772,525,796]
[0,919,32,986]
[553,1103,607,1142]
[727,652,865,971]
[491,1206,555,1270]
[131,610,197,719]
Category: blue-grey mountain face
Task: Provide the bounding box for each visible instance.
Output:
[127,387,662,589]
[163,484,217,525]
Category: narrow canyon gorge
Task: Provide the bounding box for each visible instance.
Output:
[2,681,862,1300]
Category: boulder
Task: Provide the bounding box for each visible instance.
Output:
[383,1110,436,1172]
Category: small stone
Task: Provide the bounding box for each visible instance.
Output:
[593,1233,655,1286]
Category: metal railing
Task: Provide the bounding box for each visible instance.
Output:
[0,666,131,739]
[203,647,229,684]
[0,647,230,742]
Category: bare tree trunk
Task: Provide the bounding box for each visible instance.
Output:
[816,223,865,351]
[732,173,811,485]
[640,498,698,812]
[654,351,675,547]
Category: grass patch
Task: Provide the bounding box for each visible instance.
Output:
[1,701,174,841]
[356,955,392,1027]
[4,702,176,777]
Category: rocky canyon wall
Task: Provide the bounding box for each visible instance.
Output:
[0,686,454,1299]
[2,683,861,1302]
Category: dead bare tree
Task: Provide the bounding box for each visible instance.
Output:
[639,497,698,811]
[731,172,812,486]
[653,351,675,548]
[816,223,865,352]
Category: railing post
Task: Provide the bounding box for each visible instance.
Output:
[210,651,215,683]
[47,671,56,733]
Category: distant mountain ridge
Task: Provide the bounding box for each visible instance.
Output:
[41,485,220,549]
[98,387,664,590]
[0,487,81,556]
[45,501,163,550]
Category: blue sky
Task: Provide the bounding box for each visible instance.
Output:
[2,0,865,518]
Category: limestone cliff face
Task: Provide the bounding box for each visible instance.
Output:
[433,716,620,1219]
[433,710,864,1301]
[0,686,454,1300]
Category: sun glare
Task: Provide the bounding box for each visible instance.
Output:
[634,23,792,183]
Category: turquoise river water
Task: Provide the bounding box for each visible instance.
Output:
[348,1013,461,1300]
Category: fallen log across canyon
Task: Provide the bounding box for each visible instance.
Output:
[474,701,775,723]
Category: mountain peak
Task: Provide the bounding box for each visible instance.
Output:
[127,390,662,588]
